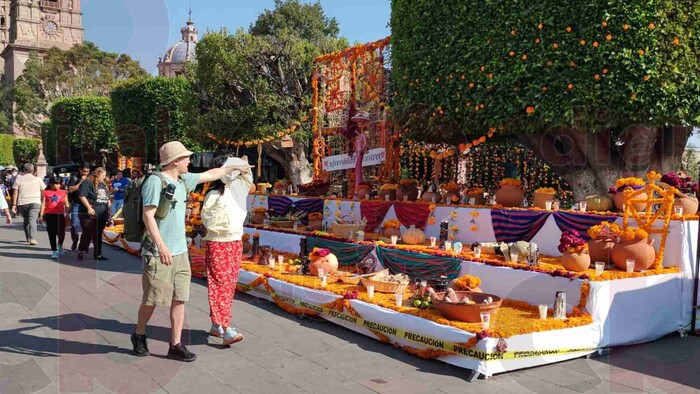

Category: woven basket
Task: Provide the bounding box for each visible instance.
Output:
[361,278,406,293]
[329,215,366,239]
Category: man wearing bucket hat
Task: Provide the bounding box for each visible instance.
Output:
[132,141,253,362]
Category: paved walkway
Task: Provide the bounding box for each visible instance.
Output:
[0,224,699,393]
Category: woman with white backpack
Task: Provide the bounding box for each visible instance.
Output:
[200,155,254,346]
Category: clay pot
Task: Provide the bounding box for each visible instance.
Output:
[588,238,615,264]
[533,191,557,209]
[396,185,419,202]
[252,212,266,224]
[611,238,656,272]
[307,219,323,231]
[356,188,371,200]
[382,226,401,238]
[378,189,397,201]
[585,195,614,212]
[421,191,442,203]
[495,185,525,207]
[444,192,461,205]
[242,240,252,254]
[674,195,699,215]
[613,187,647,212]
[562,249,591,272]
[433,291,502,323]
[466,194,486,205]
[309,254,339,276]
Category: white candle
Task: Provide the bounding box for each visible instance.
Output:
[277,254,284,266]
[321,275,327,287]
[675,206,684,216]
[395,292,403,307]
[579,201,587,212]
[474,247,482,258]
[403,195,408,201]
[268,256,275,269]
[545,200,553,211]
[538,305,548,320]
[317,268,324,278]
[510,252,519,263]
[480,312,491,329]
[553,201,560,211]
[444,241,452,251]
[595,262,605,277]
[430,237,437,247]
[626,259,636,273]
[391,235,398,245]
[385,194,390,201]
[293,223,298,230]
[366,285,375,298]
[469,197,476,205]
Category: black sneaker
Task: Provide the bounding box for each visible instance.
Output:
[167,343,197,362]
[96,255,108,261]
[71,239,78,251]
[131,333,149,357]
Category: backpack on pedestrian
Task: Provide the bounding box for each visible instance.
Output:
[122,172,190,243]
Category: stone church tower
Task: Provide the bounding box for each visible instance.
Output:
[0,0,83,82]
[158,12,197,78]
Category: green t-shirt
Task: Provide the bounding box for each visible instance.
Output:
[141,172,199,257]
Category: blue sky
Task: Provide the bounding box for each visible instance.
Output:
[83,0,391,74]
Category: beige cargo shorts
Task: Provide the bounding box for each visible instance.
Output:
[141,253,191,306]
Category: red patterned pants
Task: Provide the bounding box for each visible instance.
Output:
[206,240,243,328]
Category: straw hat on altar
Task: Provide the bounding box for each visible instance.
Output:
[351,112,371,123]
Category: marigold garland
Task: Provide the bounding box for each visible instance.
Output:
[452,275,482,290]
[383,219,402,229]
[500,178,522,187]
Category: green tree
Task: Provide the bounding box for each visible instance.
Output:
[391,0,700,199]
[45,97,116,165]
[111,77,201,165]
[10,42,148,135]
[189,0,348,185]
[12,137,40,166]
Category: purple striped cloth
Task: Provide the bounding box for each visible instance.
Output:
[267,196,324,224]
[553,211,618,241]
[491,209,551,243]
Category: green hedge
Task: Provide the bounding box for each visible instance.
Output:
[391,0,700,142]
[111,77,200,165]
[46,97,116,165]
[13,137,40,166]
[0,134,14,166]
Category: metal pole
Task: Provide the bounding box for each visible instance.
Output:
[692,161,700,335]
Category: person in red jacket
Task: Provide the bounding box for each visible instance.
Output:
[39,176,70,259]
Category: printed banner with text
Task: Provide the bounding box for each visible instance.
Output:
[322,148,386,172]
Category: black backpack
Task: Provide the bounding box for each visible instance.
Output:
[122,172,190,243]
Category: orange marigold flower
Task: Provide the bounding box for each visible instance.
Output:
[648,22,655,29]
[569,61,576,67]
[538,23,543,29]
[511,29,517,36]
[643,75,649,81]
[470,225,478,232]
[638,49,644,56]
[603,68,609,74]
[546,61,553,67]
[480,65,485,71]
[580,39,586,45]
[672,38,680,46]
[469,82,475,88]
[428,217,437,225]
[566,26,572,32]
[602,21,607,27]
[552,43,559,49]
[435,77,440,83]
[542,86,548,92]
[594,74,600,80]
[522,54,527,60]
[623,24,630,30]
[480,103,485,108]
[631,93,637,100]
[461,74,466,79]
[568,84,574,90]
[535,38,541,44]
[593,41,599,47]
[526,106,536,114]
[509,51,515,56]
[606,34,613,41]
[488,73,494,78]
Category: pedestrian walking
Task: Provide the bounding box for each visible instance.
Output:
[0,185,12,225]
[201,155,253,345]
[39,176,70,259]
[110,170,130,216]
[131,141,251,362]
[11,163,45,245]
[77,167,111,261]
[66,164,90,250]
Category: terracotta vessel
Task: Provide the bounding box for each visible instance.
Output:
[495,185,525,207]
[466,194,486,205]
[432,291,502,323]
[252,212,266,224]
[242,240,252,254]
[378,189,397,201]
[444,192,461,205]
[307,219,323,231]
[396,185,419,202]
[674,195,699,215]
[588,238,615,264]
[611,237,656,272]
[533,191,557,209]
[309,254,339,276]
[585,194,614,212]
[421,191,442,203]
[382,226,401,238]
[562,249,591,272]
[356,188,371,200]
[613,187,647,212]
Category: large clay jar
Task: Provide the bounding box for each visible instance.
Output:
[397,185,419,202]
[585,195,614,212]
[378,189,397,201]
[611,238,656,272]
[252,212,266,224]
[444,192,461,205]
[382,226,401,238]
[613,187,647,212]
[562,249,591,272]
[495,185,525,207]
[309,254,339,276]
[466,194,486,206]
[588,238,615,264]
[421,191,442,203]
[307,219,323,231]
[356,188,371,200]
[533,191,557,209]
[674,195,699,215]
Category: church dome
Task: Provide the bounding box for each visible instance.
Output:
[163,41,195,63]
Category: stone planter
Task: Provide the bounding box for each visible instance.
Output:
[612,186,647,212]
[611,238,656,272]
[533,191,557,209]
[562,249,591,272]
[397,185,420,202]
[495,185,525,207]
[674,195,699,215]
[588,237,615,264]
